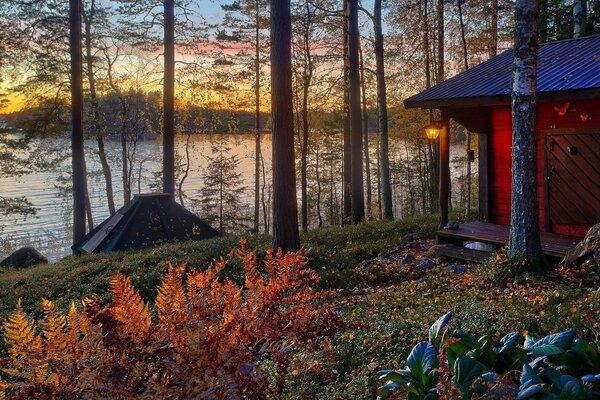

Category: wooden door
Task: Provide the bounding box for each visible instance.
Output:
[545,132,600,230]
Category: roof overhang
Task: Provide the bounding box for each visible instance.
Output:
[404,87,600,110]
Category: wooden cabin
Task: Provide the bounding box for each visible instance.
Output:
[404,35,600,260]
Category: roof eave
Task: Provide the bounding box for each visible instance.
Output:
[403,87,600,110]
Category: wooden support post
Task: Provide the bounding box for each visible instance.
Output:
[478,132,490,222]
[439,111,450,229]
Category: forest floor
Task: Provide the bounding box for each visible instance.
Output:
[0,215,599,398]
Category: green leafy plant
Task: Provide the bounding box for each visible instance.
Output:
[377,312,600,399]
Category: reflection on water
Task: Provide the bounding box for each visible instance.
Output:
[0,134,473,262]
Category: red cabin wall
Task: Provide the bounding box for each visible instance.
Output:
[488,99,600,237]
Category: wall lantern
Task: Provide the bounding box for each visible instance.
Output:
[424,122,442,141]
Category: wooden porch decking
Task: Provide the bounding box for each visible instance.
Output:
[436,221,582,260]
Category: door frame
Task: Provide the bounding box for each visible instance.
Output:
[541,127,600,232]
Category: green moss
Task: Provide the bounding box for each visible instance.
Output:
[0,215,438,321]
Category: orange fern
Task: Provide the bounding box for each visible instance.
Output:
[156,263,186,325]
[108,272,152,343]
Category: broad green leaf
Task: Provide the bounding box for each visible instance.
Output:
[532,330,577,351]
[407,341,438,380]
[452,355,488,387]
[581,373,600,383]
[516,384,543,399]
[428,311,452,345]
[531,344,565,356]
[499,332,521,354]
[560,379,590,400]
[524,335,538,350]
[521,364,544,389]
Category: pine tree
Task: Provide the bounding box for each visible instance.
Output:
[195,135,249,233]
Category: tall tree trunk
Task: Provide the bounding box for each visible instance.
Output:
[163,0,175,199]
[347,0,365,223]
[253,0,261,232]
[375,116,382,218]
[573,0,586,38]
[539,0,549,43]
[315,148,323,227]
[423,0,437,213]
[458,0,471,216]
[271,0,300,252]
[83,1,115,215]
[466,131,471,215]
[70,0,88,246]
[490,0,498,57]
[436,0,444,83]
[457,0,468,71]
[342,0,352,224]
[105,48,131,204]
[359,48,371,217]
[121,109,130,204]
[300,0,313,232]
[178,132,191,205]
[508,0,544,267]
[374,0,393,220]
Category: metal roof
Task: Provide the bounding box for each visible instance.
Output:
[72,193,219,255]
[404,34,600,109]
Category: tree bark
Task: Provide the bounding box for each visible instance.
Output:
[83,0,115,215]
[436,0,444,83]
[271,0,300,252]
[300,0,313,232]
[347,0,365,223]
[359,48,371,217]
[163,0,175,199]
[374,0,393,220]
[508,0,544,267]
[253,0,261,233]
[490,0,498,57]
[573,0,586,38]
[458,0,471,216]
[439,113,450,229]
[342,0,352,225]
[457,0,469,71]
[70,0,88,246]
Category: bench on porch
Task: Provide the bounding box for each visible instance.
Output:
[435,221,581,262]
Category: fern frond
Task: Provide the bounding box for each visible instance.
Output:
[0,380,9,400]
[3,299,42,360]
[156,263,186,325]
[41,298,68,358]
[108,272,152,342]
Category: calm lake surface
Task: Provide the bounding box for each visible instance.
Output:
[0,134,473,262]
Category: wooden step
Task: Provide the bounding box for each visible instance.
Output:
[436,244,492,264]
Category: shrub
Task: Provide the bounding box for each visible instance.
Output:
[0,241,345,399]
[377,312,600,399]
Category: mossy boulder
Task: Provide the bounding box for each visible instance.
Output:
[0,247,48,268]
[562,223,600,266]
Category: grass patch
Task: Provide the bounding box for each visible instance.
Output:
[0,215,438,322]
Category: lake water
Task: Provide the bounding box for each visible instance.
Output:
[0,134,474,262]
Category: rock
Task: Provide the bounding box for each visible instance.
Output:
[331,305,350,315]
[400,254,416,265]
[446,264,468,274]
[415,258,435,271]
[0,247,48,268]
[444,220,459,230]
[562,223,600,266]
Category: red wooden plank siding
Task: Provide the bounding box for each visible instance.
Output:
[488,99,600,237]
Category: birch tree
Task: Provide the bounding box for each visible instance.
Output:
[508,0,544,267]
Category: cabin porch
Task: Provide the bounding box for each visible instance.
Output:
[436,221,581,262]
